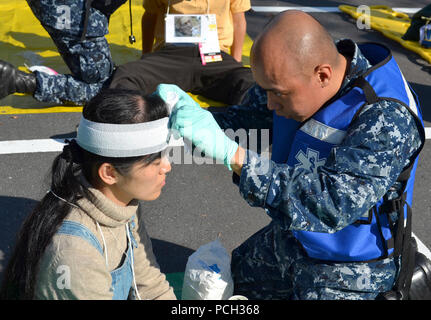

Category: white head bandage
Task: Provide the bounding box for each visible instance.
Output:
[76,117,171,157]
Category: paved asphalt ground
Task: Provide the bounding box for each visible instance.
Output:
[1,0,431,285]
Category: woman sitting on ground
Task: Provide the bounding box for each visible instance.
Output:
[1,88,177,300]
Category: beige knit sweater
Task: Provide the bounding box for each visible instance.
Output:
[34,180,176,300]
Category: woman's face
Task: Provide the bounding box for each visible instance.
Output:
[111,155,172,205]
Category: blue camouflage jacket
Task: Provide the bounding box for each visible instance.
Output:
[27,0,127,37]
[212,39,423,234]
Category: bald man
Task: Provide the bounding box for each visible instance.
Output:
[162,11,425,299]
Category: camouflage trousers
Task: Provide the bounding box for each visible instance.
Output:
[27,0,114,104]
[231,221,399,300]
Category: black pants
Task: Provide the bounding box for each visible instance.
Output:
[109,45,255,105]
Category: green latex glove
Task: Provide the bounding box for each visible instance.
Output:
[155,84,239,170]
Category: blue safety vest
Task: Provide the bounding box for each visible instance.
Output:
[271,43,425,262]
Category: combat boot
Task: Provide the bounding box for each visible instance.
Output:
[0,60,36,99]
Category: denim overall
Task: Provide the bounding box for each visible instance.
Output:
[57,219,138,299]
[271,43,425,262]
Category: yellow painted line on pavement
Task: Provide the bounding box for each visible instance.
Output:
[0,92,221,115]
[0,106,83,114]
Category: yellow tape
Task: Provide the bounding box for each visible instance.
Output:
[339,5,431,64]
[0,106,83,115]
[0,0,252,115]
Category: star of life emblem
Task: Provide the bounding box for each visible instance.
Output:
[295,148,326,173]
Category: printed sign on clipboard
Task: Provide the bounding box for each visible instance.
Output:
[165,14,222,65]
[165,14,208,43]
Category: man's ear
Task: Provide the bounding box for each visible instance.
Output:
[314,63,332,88]
[98,163,119,186]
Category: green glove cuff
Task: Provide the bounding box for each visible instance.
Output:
[222,135,239,171]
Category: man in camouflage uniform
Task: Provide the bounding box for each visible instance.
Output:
[0,0,127,104]
[160,11,425,299]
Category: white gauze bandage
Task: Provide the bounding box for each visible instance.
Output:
[76,117,171,157]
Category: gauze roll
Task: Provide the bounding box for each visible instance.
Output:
[76,117,171,157]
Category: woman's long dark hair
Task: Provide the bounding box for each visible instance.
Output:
[0,89,169,299]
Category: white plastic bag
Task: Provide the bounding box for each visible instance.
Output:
[181,239,234,300]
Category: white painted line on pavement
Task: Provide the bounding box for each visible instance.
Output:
[0,138,66,155]
[413,232,431,262]
[251,6,421,14]
[0,136,185,155]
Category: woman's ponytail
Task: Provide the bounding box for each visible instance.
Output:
[0,141,87,299]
